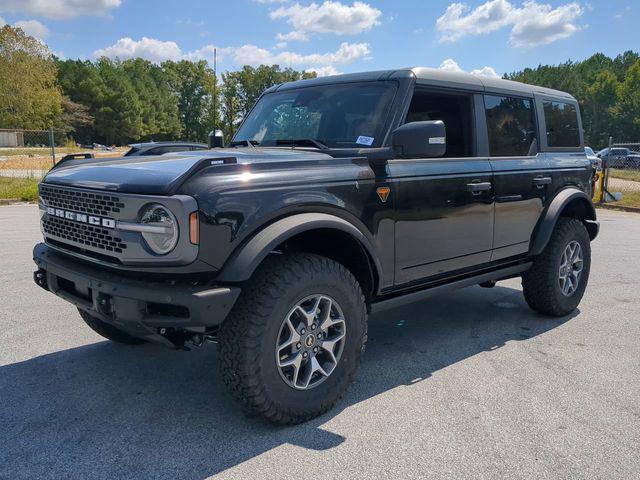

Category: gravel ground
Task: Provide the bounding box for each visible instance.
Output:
[0,205,639,480]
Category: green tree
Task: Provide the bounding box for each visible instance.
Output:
[219,65,316,140]
[0,25,62,129]
[507,51,640,148]
[615,60,640,140]
[93,58,143,145]
[163,60,217,142]
[121,58,181,140]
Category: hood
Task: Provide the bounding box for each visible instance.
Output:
[42,148,332,195]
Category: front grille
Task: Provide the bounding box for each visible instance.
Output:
[42,216,127,253]
[40,184,125,216]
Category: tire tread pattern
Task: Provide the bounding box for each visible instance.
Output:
[218,253,367,425]
[522,218,591,317]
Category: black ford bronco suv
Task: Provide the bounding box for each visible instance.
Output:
[33,68,599,424]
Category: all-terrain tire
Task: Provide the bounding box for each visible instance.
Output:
[78,309,146,345]
[218,253,368,425]
[522,218,591,316]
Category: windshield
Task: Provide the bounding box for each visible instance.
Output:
[233,81,398,149]
[584,147,595,156]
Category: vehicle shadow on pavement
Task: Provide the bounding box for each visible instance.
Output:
[0,284,576,479]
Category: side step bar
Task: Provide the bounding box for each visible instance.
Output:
[369,262,532,314]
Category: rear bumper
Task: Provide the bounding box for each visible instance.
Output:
[33,243,240,342]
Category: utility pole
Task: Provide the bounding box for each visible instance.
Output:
[212,48,217,131]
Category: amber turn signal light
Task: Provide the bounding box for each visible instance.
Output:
[189,211,199,245]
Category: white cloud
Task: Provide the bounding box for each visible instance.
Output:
[0,0,122,20]
[93,37,369,73]
[276,30,309,41]
[275,41,288,49]
[437,0,514,42]
[227,41,369,67]
[93,37,184,62]
[438,59,500,78]
[469,65,500,78]
[271,1,382,41]
[436,0,584,47]
[510,1,583,47]
[14,19,48,39]
[306,66,341,77]
[439,58,465,74]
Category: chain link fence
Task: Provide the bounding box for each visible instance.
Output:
[0,128,58,179]
[597,141,640,209]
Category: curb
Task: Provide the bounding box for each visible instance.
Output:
[0,199,36,206]
[597,204,640,214]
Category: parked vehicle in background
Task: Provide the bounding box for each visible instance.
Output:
[597,147,640,168]
[124,141,208,156]
[79,143,114,151]
[33,68,598,424]
[585,146,601,169]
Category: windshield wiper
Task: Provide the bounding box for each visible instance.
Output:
[274,138,329,150]
[229,139,259,148]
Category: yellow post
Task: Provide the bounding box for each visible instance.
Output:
[596,169,605,203]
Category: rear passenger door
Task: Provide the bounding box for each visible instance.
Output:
[390,89,494,286]
[485,94,549,261]
[536,96,591,201]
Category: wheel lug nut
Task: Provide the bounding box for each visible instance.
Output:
[302,351,308,358]
[296,342,301,349]
[300,328,306,335]
[311,323,317,330]
[313,347,318,353]
[317,333,322,339]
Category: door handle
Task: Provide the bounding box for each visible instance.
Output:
[467,182,492,194]
[533,176,552,187]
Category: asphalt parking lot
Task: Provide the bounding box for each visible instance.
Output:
[1,204,639,480]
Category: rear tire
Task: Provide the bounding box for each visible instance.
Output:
[78,309,146,345]
[522,218,591,316]
[218,253,367,425]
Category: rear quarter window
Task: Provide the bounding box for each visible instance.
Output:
[543,101,580,147]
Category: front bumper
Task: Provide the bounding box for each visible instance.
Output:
[33,243,240,344]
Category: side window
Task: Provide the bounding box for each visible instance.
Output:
[484,95,537,157]
[543,101,580,147]
[404,90,474,157]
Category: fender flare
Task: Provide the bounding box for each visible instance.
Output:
[216,212,383,286]
[529,188,598,256]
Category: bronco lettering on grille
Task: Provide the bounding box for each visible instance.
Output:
[46,207,116,229]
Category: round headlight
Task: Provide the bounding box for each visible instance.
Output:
[139,204,179,255]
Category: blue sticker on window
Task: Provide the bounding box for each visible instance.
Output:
[356,135,374,146]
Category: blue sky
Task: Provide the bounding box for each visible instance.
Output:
[0,0,637,77]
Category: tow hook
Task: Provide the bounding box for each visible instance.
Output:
[33,269,48,290]
[96,294,113,316]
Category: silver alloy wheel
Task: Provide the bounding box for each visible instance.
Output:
[276,294,347,390]
[558,240,583,297]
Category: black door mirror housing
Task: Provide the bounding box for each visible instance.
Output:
[391,121,446,158]
[208,129,225,148]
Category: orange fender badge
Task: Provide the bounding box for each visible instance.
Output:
[376,186,390,203]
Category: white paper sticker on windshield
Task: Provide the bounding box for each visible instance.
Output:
[356,135,374,146]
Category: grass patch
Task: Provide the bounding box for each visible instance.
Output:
[0,177,39,201]
[609,169,640,182]
[611,190,640,209]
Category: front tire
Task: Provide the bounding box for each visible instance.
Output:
[218,253,367,425]
[522,218,591,316]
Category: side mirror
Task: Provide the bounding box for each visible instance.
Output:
[208,129,225,148]
[391,121,446,158]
